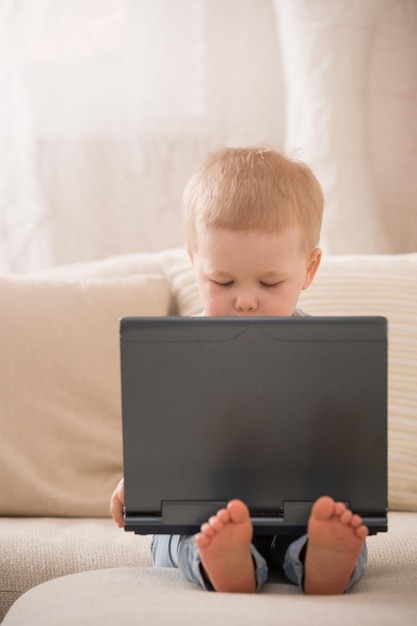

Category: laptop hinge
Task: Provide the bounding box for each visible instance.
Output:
[283,501,315,524]
[162,501,227,526]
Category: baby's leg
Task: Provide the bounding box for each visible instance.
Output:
[304,496,368,595]
[195,499,256,593]
[151,534,183,568]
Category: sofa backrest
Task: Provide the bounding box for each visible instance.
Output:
[162,250,417,512]
[0,249,416,516]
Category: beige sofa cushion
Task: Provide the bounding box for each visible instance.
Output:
[3,513,417,626]
[161,248,202,316]
[0,517,152,621]
[298,253,417,512]
[0,273,171,516]
[165,250,417,512]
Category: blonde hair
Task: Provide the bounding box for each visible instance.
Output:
[183,145,323,253]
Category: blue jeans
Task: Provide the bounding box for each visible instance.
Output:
[150,534,367,592]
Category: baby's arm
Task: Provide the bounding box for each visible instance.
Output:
[110,477,125,528]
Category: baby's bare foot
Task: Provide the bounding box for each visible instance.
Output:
[304,496,368,595]
[195,499,256,593]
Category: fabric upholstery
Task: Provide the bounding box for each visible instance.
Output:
[3,512,417,625]
[299,253,417,512]
[164,250,417,511]
[0,518,152,621]
[1,248,417,622]
[0,273,171,516]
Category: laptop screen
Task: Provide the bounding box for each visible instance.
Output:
[120,316,387,535]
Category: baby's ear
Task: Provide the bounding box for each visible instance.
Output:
[302,247,322,290]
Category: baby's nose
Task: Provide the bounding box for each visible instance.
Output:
[235,292,258,312]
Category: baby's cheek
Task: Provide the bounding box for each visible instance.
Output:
[206,293,230,316]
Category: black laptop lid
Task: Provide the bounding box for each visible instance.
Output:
[120,316,387,535]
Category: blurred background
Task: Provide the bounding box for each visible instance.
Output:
[0,0,416,273]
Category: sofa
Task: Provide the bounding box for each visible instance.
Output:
[1,247,416,625]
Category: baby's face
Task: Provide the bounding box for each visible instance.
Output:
[190,227,321,317]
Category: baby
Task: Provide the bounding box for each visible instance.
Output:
[111,146,368,594]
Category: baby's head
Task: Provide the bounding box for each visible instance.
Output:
[183,145,323,256]
[183,146,324,316]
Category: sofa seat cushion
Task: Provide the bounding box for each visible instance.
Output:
[3,512,417,626]
[0,518,152,621]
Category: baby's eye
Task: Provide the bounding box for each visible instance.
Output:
[260,281,281,288]
[213,280,234,287]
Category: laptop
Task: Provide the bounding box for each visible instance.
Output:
[120,316,388,536]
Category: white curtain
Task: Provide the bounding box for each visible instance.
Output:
[0,0,416,273]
